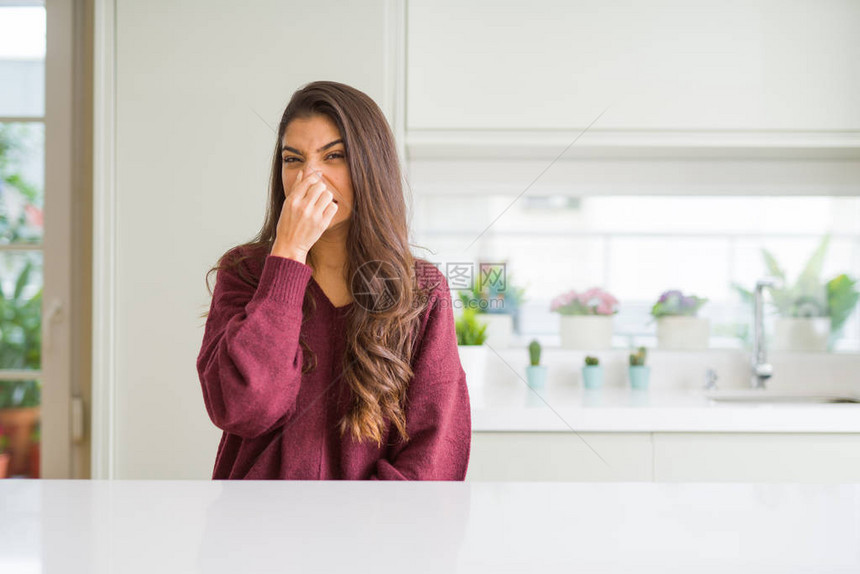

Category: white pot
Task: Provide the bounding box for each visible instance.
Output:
[476,313,513,348]
[773,317,831,352]
[559,315,614,350]
[656,316,710,350]
[457,345,488,393]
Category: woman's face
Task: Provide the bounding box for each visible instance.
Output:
[280,114,354,229]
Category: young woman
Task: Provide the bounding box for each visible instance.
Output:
[196,81,471,480]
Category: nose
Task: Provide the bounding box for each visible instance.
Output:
[303,166,325,180]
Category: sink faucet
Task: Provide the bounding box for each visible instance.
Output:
[751,276,784,389]
[704,368,718,391]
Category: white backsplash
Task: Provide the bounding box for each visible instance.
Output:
[482,345,860,393]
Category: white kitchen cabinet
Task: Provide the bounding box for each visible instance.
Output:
[653,433,860,483]
[466,432,653,481]
[469,432,860,482]
[407,0,860,134]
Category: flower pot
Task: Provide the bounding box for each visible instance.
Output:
[28,441,40,479]
[0,406,39,478]
[457,345,488,394]
[628,365,650,390]
[0,453,10,479]
[581,365,604,389]
[525,365,548,389]
[477,313,513,348]
[656,316,710,350]
[559,315,613,350]
[773,317,831,352]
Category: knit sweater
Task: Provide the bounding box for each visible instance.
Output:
[196,246,471,480]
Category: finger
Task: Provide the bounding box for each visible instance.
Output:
[297,171,323,200]
[322,199,339,224]
[299,181,327,213]
[286,169,302,198]
[314,172,341,205]
[313,181,334,208]
[290,172,321,205]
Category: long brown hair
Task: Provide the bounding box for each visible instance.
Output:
[201,81,439,448]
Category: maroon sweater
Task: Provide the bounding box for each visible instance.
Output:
[197,246,471,480]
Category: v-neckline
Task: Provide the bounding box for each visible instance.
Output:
[309,276,354,311]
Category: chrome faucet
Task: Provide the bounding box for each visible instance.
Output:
[704,368,718,391]
[751,276,784,389]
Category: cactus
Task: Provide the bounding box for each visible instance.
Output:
[528,339,541,366]
[629,346,648,366]
[584,355,599,366]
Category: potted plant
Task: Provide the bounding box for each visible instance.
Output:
[732,234,859,352]
[550,287,619,350]
[525,339,548,389]
[0,253,43,478]
[827,274,860,349]
[581,355,603,389]
[628,346,650,390]
[456,307,489,393]
[0,424,10,479]
[650,289,710,350]
[458,270,528,348]
[0,380,41,478]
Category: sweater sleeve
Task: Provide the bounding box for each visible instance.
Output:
[369,276,472,480]
[196,252,313,440]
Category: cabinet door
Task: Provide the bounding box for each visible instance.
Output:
[467,432,652,481]
[407,0,860,132]
[653,433,860,482]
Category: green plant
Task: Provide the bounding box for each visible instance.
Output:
[650,289,708,320]
[584,355,600,366]
[826,274,860,334]
[731,235,860,349]
[528,339,541,366]
[455,308,488,346]
[629,346,648,366]
[1,123,43,244]
[733,234,831,318]
[0,255,43,409]
[30,419,40,443]
[457,271,528,315]
[0,425,8,454]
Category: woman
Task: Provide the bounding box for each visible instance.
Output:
[196,81,471,480]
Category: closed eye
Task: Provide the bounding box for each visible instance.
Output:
[283,152,345,164]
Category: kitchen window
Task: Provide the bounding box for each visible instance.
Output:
[410,192,860,353]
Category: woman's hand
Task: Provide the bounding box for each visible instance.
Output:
[271,170,339,263]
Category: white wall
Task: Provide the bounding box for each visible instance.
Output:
[109,0,393,478]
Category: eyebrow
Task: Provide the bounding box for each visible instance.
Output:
[281,139,344,155]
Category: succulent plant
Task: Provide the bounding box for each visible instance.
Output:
[629,346,648,366]
[528,339,541,366]
[584,355,600,366]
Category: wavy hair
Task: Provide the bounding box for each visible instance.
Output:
[201,81,439,448]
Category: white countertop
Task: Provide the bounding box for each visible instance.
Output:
[2,479,859,573]
[468,347,860,432]
[470,384,860,432]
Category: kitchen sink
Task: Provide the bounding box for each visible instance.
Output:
[705,390,860,405]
